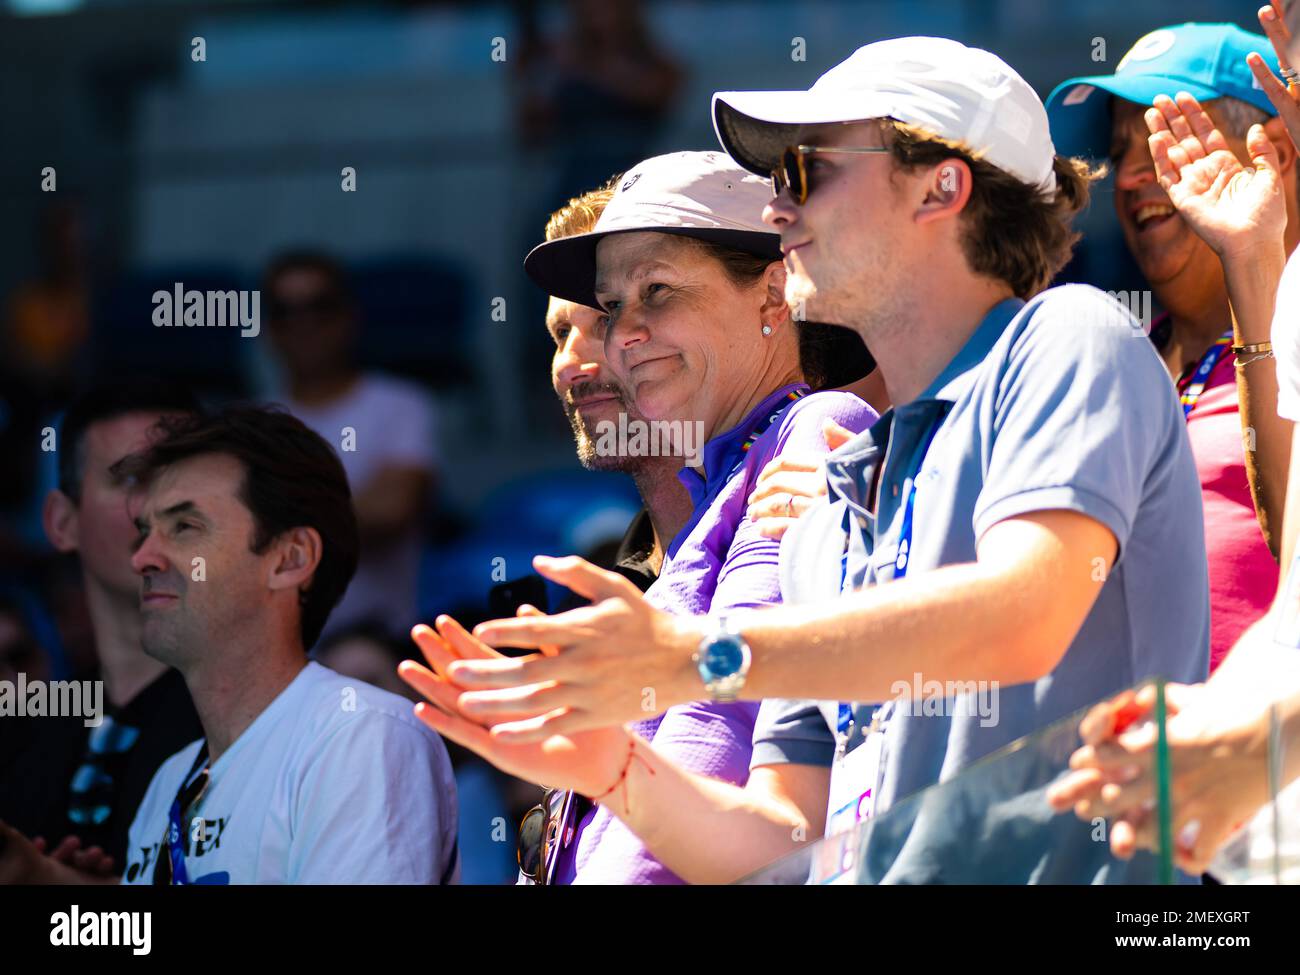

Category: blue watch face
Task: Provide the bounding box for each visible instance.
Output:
[702,634,745,679]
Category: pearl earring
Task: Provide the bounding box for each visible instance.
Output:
[761,324,772,336]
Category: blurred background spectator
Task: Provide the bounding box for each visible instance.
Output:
[262,250,438,642]
[510,0,683,404]
[0,592,55,781]
[0,379,205,871]
[5,201,90,403]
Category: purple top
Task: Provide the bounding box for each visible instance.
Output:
[554,383,879,884]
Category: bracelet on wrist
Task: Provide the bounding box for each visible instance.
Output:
[1232,341,1273,356]
[587,737,655,814]
[1236,350,1276,368]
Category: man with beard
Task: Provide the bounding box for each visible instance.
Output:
[494,176,877,615]
[490,178,695,616]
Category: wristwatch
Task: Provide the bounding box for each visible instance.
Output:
[692,616,752,702]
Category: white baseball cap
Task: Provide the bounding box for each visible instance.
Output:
[713,36,1058,195]
[524,150,780,309]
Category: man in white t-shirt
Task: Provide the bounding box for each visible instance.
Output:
[0,406,458,884]
[264,251,439,641]
[120,657,457,884]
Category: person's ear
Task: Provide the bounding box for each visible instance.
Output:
[759,261,791,331]
[43,489,79,554]
[915,159,973,226]
[1263,114,1297,177]
[267,526,323,596]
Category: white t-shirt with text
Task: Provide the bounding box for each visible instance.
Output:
[122,662,458,885]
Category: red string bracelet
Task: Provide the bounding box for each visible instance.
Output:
[588,738,656,814]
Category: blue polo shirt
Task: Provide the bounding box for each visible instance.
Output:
[753,285,1210,883]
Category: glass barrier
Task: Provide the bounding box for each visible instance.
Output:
[739,680,1174,884]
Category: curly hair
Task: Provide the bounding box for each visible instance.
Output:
[883,119,1105,299]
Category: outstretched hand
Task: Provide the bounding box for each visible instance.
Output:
[1046,682,1276,874]
[432,555,703,744]
[0,821,115,884]
[33,835,116,877]
[1251,1,1300,150]
[398,613,633,797]
[1146,91,1287,259]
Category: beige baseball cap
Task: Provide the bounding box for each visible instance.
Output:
[713,36,1058,195]
[524,150,780,309]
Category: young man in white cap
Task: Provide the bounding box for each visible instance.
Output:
[405,37,1209,884]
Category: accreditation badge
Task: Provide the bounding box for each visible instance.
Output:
[814,702,888,884]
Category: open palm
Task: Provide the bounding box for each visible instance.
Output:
[1146,92,1286,257]
[398,615,631,797]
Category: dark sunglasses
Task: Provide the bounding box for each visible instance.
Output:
[517,787,566,884]
[153,747,211,886]
[771,144,892,205]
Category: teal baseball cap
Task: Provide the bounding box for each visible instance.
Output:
[1046,23,1280,160]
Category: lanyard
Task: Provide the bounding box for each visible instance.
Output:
[835,411,945,741]
[1177,331,1233,419]
[727,388,807,480]
[892,417,945,579]
[155,743,210,886]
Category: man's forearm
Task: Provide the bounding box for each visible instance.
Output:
[1277,687,1300,795]
[1209,616,1274,691]
[1225,242,1292,558]
[1207,654,1300,800]
[614,556,1071,877]
[736,559,1076,705]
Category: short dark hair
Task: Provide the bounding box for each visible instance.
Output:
[58,378,202,501]
[795,322,875,390]
[261,249,353,303]
[113,405,359,651]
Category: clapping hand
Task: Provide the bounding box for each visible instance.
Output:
[1145,91,1287,259]
[1251,1,1300,149]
